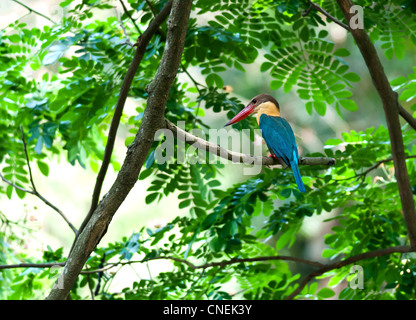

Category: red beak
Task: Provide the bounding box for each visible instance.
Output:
[224,102,256,126]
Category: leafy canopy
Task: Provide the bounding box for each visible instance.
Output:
[1,0,416,300]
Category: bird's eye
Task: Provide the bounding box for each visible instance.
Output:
[252,99,257,104]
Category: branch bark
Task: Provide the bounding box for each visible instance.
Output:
[336,0,416,249]
[72,0,173,254]
[164,119,336,167]
[398,105,416,131]
[45,0,193,300]
[0,262,66,270]
[6,245,412,300]
[286,245,413,299]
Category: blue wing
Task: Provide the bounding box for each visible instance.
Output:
[259,114,305,193]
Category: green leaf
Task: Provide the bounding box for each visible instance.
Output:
[322,248,338,258]
[145,193,159,204]
[206,74,224,88]
[209,237,225,252]
[276,229,294,250]
[8,34,21,43]
[37,161,49,176]
[15,184,26,199]
[314,101,326,116]
[139,168,153,180]
[6,185,13,199]
[299,26,309,42]
[334,90,353,99]
[339,99,358,111]
[261,62,274,72]
[35,136,43,154]
[384,48,394,60]
[234,60,245,72]
[317,288,335,299]
[343,72,361,82]
[333,48,351,57]
[179,199,191,209]
[43,51,63,66]
[305,101,313,115]
[390,76,408,86]
[202,212,218,229]
[270,80,283,90]
[280,188,291,198]
[325,138,343,146]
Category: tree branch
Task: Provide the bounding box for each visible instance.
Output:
[0,262,65,270]
[336,0,416,249]
[302,1,350,30]
[11,0,58,24]
[398,105,416,131]
[5,245,412,300]
[286,245,413,300]
[75,254,325,274]
[333,154,416,182]
[45,0,193,300]
[302,1,416,130]
[359,155,416,179]
[71,0,173,255]
[20,128,37,193]
[164,119,336,167]
[0,254,324,273]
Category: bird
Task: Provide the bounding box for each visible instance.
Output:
[225,94,306,193]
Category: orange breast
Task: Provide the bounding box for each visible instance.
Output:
[256,101,280,125]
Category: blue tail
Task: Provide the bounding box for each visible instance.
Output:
[290,151,305,193]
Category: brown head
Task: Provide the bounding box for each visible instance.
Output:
[225,94,280,126]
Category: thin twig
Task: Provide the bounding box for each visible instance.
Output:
[115,7,133,46]
[21,128,77,234]
[302,4,314,17]
[181,63,204,93]
[398,105,416,131]
[0,254,323,273]
[302,1,350,30]
[0,173,35,194]
[11,0,58,24]
[333,154,416,181]
[119,0,142,35]
[0,130,77,234]
[360,155,416,178]
[20,128,37,193]
[2,245,413,300]
[286,245,413,299]
[143,0,167,43]
[0,262,65,270]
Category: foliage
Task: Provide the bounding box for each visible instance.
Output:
[1,0,416,300]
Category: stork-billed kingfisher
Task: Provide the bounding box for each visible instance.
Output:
[225,94,306,193]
